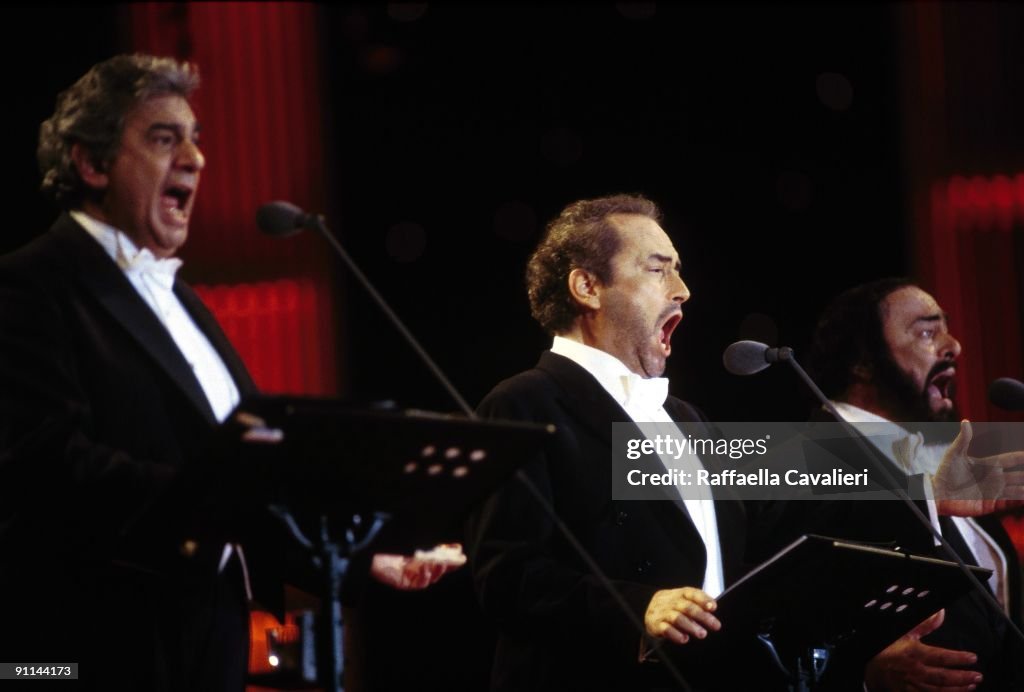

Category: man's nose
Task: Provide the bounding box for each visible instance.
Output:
[176,139,205,172]
[671,274,690,304]
[940,332,962,360]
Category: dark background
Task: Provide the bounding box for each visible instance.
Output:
[9,4,1024,690]
[323,2,910,422]
[7,3,913,422]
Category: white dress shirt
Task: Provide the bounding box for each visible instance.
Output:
[73,210,248,594]
[72,210,240,422]
[552,336,725,597]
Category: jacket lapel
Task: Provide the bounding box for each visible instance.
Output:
[536,351,707,546]
[536,350,630,444]
[175,281,256,397]
[54,215,219,424]
[664,401,750,581]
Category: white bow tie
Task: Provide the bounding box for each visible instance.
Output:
[891,431,927,475]
[121,249,183,291]
[622,373,669,411]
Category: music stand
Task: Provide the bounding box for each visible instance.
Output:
[225,395,553,692]
[669,534,992,691]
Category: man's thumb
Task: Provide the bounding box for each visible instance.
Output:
[910,608,945,639]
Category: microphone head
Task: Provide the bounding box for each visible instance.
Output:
[723,340,772,376]
[257,201,307,237]
[989,377,1024,411]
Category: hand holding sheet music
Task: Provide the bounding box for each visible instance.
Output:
[644,586,721,645]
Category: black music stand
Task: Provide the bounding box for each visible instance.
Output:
[669,534,991,691]
[226,395,554,692]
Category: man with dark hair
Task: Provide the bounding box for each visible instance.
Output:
[467,194,766,691]
[0,53,255,690]
[3,53,459,691]
[808,278,1023,691]
[808,277,961,426]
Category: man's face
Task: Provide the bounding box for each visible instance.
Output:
[592,214,690,377]
[877,286,962,422]
[88,94,204,258]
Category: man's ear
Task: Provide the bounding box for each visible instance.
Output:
[568,268,601,311]
[70,143,109,190]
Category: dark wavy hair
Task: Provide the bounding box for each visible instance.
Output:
[807,277,915,399]
[526,194,661,335]
[38,54,200,209]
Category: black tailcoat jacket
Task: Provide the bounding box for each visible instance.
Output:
[0,214,264,691]
[468,351,764,692]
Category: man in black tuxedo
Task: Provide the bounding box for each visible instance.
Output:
[807,278,1024,690]
[467,194,769,691]
[0,53,465,692]
[0,54,259,691]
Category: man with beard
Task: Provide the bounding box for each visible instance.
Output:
[466,194,776,691]
[807,277,1023,691]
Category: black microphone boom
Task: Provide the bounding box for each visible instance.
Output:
[256,200,474,416]
[723,340,792,376]
[722,341,1024,648]
[256,200,320,237]
[989,377,1024,411]
[257,199,697,691]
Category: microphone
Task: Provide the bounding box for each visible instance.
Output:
[723,340,793,375]
[723,341,1024,646]
[256,200,323,237]
[258,200,698,691]
[989,377,1024,411]
[257,200,474,416]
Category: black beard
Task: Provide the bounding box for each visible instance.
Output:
[874,353,960,440]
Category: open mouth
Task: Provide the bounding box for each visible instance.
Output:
[161,184,193,223]
[926,366,956,407]
[658,312,683,356]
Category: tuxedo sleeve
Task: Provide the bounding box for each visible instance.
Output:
[0,265,192,559]
[466,383,658,670]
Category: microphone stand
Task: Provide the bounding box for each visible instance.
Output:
[778,351,1024,650]
[304,214,473,416]
[275,209,696,692]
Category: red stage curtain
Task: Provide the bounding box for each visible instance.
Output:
[127,3,340,395]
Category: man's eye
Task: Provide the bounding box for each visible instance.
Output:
[650,267,663,274]
[920,329,935,339]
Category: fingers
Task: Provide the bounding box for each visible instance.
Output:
[994,498,1024,512]
[996,451,1024,470]
[916,641,979,670]
[645,587,720,644]
[369,553,406,589]
[959,419,973,448]
[869,630,982,692]
[971,452,1024,468]
[403,563,437,589]
[915,680,979,692]
[400,558,456,589]
[910,641,982,690]
[671,600,721,639]
[914,664,982,690]
[678,586,717,608]
[369,552,462,590]
[945,419,973,460]
[909,609,944,638]
[1000,470,1024,485]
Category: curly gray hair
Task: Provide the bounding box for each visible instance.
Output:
[38,54,199,208]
